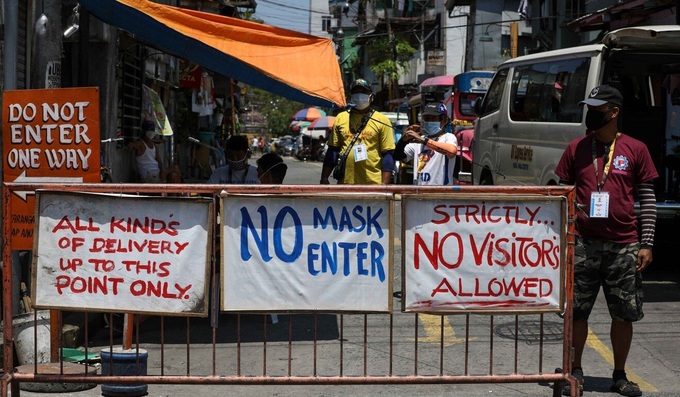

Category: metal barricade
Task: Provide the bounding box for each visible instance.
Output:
[2,183,579,397]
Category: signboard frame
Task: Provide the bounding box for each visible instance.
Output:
[220,193,394,313]
[32,191,214,316]
[401,194,567,314]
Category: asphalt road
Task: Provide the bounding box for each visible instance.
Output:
[10,155,680,397]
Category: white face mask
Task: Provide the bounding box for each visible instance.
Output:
[351,93,371,110]
[145,130,158,140]
[422,121,441,136]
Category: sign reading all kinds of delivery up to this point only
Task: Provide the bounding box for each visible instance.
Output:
[2,87,101,250]
[33,192,213,316]
[402,195,566,313]
[221,194,393,312]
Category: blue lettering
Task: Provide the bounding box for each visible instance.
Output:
[338,242,355,276]
[338,207,353,231]
[351,206,366,233]
[356,242,368,276]
[370,240,386,282]
[366,207,384,238]
[313,207,337,230]
[306,240,385,282]
[273,206,302,262]
[240,206,272,262]
[307,243,320,275]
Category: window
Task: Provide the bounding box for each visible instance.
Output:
[509,57,590,123]
[480,69,509,116]
[322,16,331,32]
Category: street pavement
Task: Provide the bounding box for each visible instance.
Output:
[10,155,680,397]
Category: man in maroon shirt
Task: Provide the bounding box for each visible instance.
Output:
[555,85,657,397]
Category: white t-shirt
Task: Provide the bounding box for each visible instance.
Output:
[402,133,458,185]
[207,165,260,184]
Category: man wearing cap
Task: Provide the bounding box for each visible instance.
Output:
[129,120,182,183]
[320,79,395,184]
[555,85,657,397]
[394,102,458,185]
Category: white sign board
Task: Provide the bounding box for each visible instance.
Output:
[403,195,565,313]
[221,194,392,312]
[33,192,213,316]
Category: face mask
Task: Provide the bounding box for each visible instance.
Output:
[227,155,248,171]
[351,93,371,110]
[585,109,611,131]
[422,121,441,136]
[145,130,158,140]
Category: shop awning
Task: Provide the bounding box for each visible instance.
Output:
[567,0,675,33]
[78,0,346,108]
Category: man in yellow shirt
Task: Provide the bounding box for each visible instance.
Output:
[320,79,396,185]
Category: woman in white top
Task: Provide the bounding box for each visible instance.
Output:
[129,120,182,183]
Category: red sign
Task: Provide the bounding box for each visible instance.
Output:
[2,87,101,250]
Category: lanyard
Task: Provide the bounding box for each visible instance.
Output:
[591,133,619,192]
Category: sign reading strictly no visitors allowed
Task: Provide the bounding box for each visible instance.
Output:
[402,195,566,313]
[3,87,101,250]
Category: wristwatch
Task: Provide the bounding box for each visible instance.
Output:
[423,137,430,145]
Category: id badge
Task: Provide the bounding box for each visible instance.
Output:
[354,143,367,162]
[589,191,609,218]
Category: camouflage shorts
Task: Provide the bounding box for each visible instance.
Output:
[572,237,644,322]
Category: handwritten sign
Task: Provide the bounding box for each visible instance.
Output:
[403,195,565,313]
[221,194,392,312]
[32,192,213,316]
[2,87,100,250]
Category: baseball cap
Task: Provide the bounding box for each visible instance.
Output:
[422,102,447,117]
[350,79,372,93]
[579,85,623,107]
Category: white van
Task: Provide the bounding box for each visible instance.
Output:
[471,26,680,255]
[472,26,680,193]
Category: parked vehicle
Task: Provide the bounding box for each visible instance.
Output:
[471,25,680,255]
[275,136,296,156]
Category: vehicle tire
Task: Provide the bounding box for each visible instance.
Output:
[479,169,493,185]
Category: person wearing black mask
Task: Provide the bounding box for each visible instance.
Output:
[555,85,658,397]
[207,135,259,184]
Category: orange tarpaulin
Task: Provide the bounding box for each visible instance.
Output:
[78,0,346,108]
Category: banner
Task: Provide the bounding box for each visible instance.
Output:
[221,194,393,312]
[142,85,173,136]
[33,192,213,315]
[402,195,565,313]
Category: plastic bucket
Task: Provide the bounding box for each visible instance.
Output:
[100,347,148,397]
[12,310,51,365]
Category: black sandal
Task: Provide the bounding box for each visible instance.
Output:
[562,368,584,396]
[611,378,642,397]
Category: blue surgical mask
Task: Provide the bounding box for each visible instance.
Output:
[351,93,371,110]
[422,121,441,136]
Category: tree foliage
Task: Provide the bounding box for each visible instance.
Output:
[369,36,416,82]
[249,87,305,136]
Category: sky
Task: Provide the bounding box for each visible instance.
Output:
[252,0,312,34]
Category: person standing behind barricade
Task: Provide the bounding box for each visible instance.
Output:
[128,120,182,183]
[320,79,396,185]
[208,135,259,184]
[555,85,657,397]
[257,152,288,184]
[394,102,458,185]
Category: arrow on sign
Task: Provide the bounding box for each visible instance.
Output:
[12,171,84,202]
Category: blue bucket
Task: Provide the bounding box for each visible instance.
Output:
[100,348,148,397]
